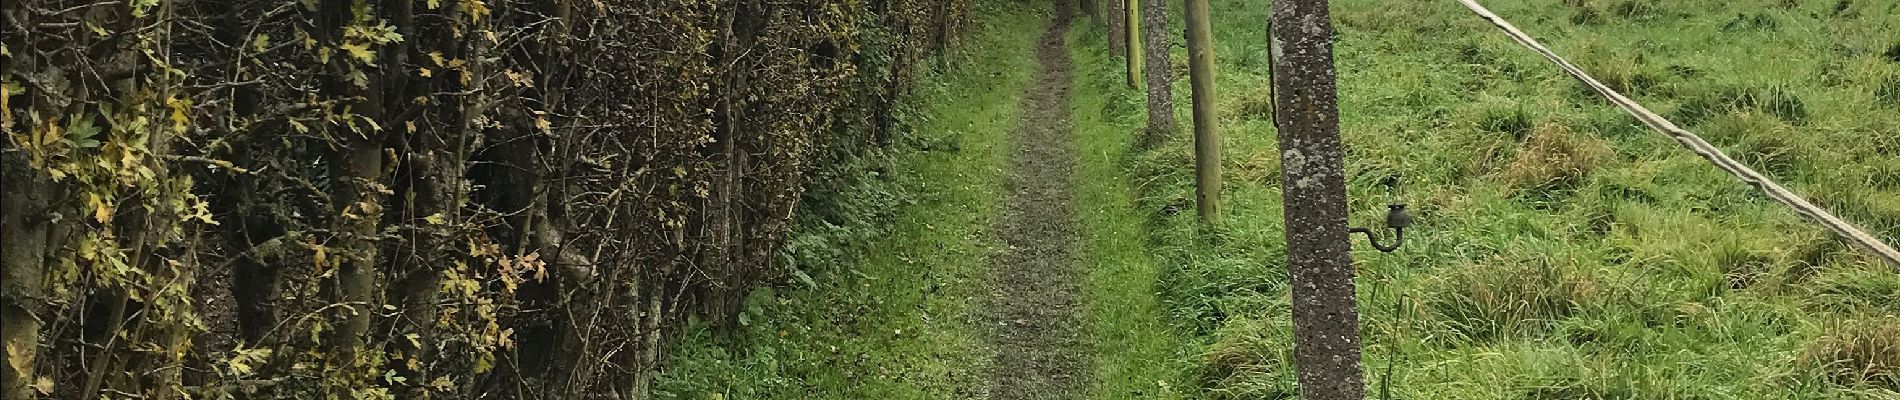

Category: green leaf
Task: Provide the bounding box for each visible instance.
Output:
[131,0,158,17]
[348,69,369,88]
[791,268,817,288]
[65,115,101,149]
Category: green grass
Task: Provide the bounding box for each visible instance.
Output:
[658,0,1900,398]
[1068,20,1196,400]
[1113,0,1900,398]
[652,3,1043,398]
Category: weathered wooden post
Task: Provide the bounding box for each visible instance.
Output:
[1108,0,1126,57]
[1269,0,1366,399]
[1184,0,1221,224]
[1125,0,1143,87]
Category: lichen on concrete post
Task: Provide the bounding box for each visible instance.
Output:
[1269,0,1367,398]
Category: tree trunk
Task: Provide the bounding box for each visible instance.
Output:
[1269,0,1366,398]
[317,0,388,377]
[1079,0,1100,25]
[1,0,53,397]
[329,139,385,365]
[1184,0,1221,224]
[0,148,52,400]
[1107,0,1126,58]
[385,0,460,393]
[1140,0,1175,145]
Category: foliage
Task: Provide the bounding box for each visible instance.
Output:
[0,0,971,398]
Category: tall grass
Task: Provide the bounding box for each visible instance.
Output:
[1122,0,1900,398]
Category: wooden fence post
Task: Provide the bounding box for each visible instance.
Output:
[1184,0,1221,224]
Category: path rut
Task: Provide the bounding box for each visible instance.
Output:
[984,3,1087,400]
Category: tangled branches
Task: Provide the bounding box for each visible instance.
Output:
[0,0,970,398]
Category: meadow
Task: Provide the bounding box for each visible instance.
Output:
[1111,0,1900,398]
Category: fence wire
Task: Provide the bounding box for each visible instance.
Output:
[1455,0,1900,269]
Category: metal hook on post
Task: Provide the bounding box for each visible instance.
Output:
[1349,203,1410,253]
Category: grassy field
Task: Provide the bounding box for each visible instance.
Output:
[651,3,1041,398]
[1118,0,1900,398]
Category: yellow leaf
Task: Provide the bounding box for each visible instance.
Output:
[311,244,328,269]
[32,376,52,395]
[504,69,527,87]
[417,67,433,78]
[534,116,552,134]
[167,95,191,134]
[339,43,375,64]
[1,80,13,132]
[423,213,447,225]
[37,117,60,147]
[427,51,446,67]
[89,193,112,223]
[6,341,30,377]
[462,0,491,22]
[252,34,271,52]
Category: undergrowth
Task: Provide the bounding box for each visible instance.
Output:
[653,3,1043,398]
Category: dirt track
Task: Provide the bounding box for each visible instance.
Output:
[983,3,1088,399]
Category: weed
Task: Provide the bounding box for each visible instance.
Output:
[1522,380,1638,400]
[1876,76,1900,109]
[1712,248,1773,290]
[1498,124,1615,194]
[1870,159,1900,190]
[1720,13,1781,32]
[1830,0,1854,16]
[1666,65,1704,79]
[1426,258,1603,342]
[1234,85,1277,120]
[1576,55,1661,97]
[1571,6,1605,26]
[1479,105,1535,139]
[1781,236,1842,284]
[1703,113,1806,177]
[1807,268,1900,315]
[1610,0,1667,21]
[1199,318,1298,400]
[1801,317,1900,391]
[1674,86,1810,126]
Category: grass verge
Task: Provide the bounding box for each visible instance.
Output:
[1067,19,1196,400]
